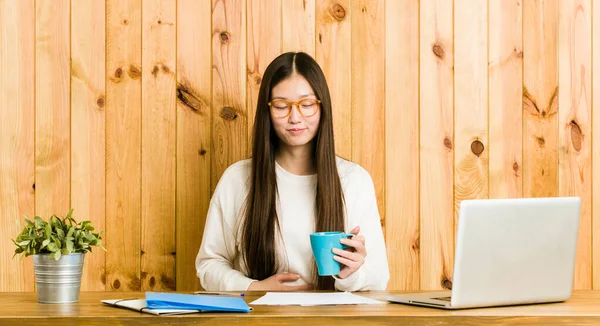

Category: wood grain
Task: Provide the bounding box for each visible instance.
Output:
[454,0,489,236]
[176,0,211,291]
[35,0,70,219]
[351,0,385,224]
[282,0,315,56]
[316,0,351,160]
[593,0,600,290]
[0,0,35,292]
[70,0,106,291]
[558,0,592,290]
[140,0,176,292]
[211,0,247,192]
[419,0,454,290]
[106,0,142,292]
[4,0,600,294]
[523,0,558,198]
[384,0,419,291]
[488,0,523,199]
[247,0,281,155]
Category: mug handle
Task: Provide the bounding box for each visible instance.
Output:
[341,233,354,249]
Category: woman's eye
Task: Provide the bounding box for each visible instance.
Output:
[300,100,316,107]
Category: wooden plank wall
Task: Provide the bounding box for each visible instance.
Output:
[0,0,598,292]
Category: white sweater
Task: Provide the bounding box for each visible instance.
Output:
[195,157,390,292]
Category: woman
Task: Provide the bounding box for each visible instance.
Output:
[195,52,389,292]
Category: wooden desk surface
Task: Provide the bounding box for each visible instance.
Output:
[1,290,600,325]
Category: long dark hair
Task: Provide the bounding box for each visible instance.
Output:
[242,52,345,290]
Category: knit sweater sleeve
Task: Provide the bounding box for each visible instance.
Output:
[334,165,390,292]
[195,163,256,291]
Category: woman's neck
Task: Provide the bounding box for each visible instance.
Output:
[275,144,316,175]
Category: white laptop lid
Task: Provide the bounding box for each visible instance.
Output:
[450,196,581,308]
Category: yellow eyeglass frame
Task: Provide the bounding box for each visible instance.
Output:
[267,98,321,118]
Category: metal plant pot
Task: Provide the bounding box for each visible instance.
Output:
[32,253,85,304]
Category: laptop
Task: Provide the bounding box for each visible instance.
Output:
[387,196,581,309]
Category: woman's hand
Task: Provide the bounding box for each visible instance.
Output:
[332,225,366,279]
[247,273,313,291]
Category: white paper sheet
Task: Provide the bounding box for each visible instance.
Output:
[101,299,201,315]
[249,292,386,306]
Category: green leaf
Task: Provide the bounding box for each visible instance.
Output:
[50,250,61,260]
[81,221,94,231]
[66,226,74,239]
[56,228,65,240]
[47,242,58,252]
[18,240,30,246]
[66,239,74,253]
[34,216,44,229]
[40,239,50,249]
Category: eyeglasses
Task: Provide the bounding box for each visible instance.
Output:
[267,98,321,118]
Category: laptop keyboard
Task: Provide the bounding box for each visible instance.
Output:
[432,296,451,301]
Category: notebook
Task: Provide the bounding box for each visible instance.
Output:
[145,292,251,312]
[102,298,200,316]
[102,292,252,315]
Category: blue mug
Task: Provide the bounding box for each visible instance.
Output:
[310,232,354,276]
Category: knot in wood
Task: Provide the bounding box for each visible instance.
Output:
[443,137,453,150]
[432,44,445,59]
[536,137,545,146]
[570,120,582,151]
[128,65,141,80]
[471,140,484,156]
[331,3,346,20]
[220,107,238,120]
[442,279,453,290]
[412,236,420,251]
[220,32,230,44]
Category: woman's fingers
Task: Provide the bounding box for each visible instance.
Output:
[340,236,366,253]
[333,254,361,270]
[274,273,301,282]
[332,247,363,262]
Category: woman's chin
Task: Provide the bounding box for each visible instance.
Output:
[281,138,313,148]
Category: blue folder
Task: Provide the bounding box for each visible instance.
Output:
[145,292,251,313]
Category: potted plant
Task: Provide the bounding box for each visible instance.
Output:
[12,209,105,303]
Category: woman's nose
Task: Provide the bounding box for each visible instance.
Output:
[288,104,302,123]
